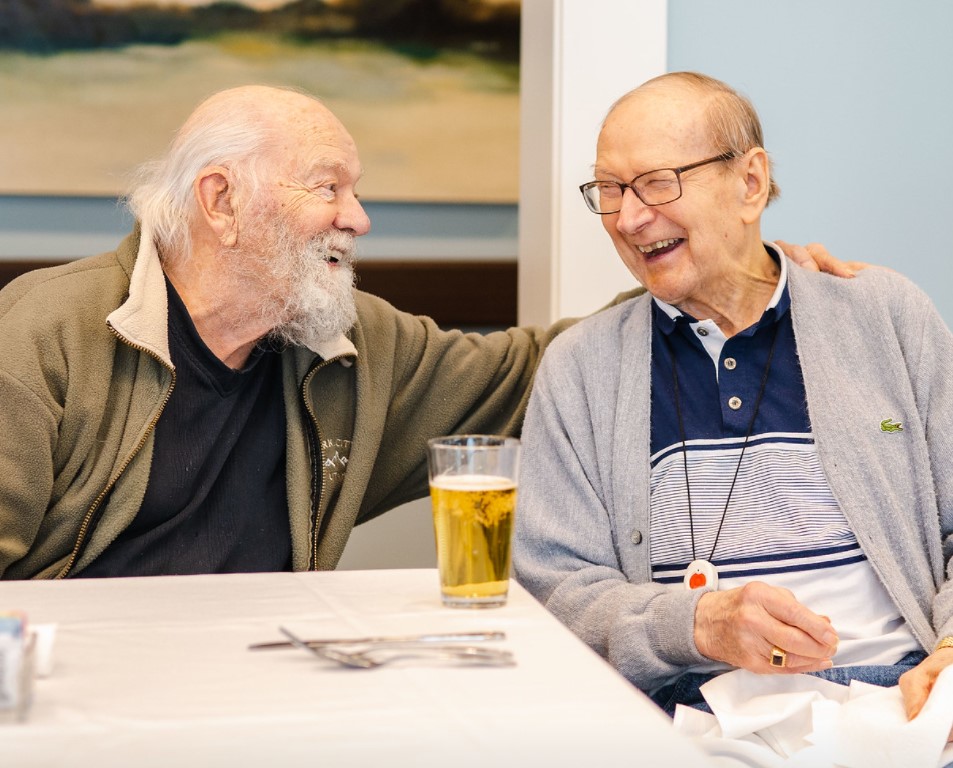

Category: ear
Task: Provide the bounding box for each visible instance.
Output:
[738,147,771,225]
[194,166,238,247]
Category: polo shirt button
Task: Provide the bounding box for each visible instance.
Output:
[630,529,643,545]
[697,327,709,337]
[728,396,742,410]
[724,357,737,370]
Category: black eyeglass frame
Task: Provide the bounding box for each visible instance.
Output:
[579,151,737,214]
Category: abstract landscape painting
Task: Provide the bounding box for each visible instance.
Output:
[0,0,520,201]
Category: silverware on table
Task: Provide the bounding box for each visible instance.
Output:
[276,626,515,669]
[321,645,516,669]
[249,629,506,651]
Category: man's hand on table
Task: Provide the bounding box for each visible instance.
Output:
[899,646,953,742]
[693,581,839,674]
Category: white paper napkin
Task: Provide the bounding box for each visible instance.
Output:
[674,667,953,768]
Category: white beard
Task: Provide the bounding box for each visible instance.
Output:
[265,228,358,351]
[228,220,358,351]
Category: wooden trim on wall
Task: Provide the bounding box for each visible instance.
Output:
[0,258,518,328]
[0,260,59,289]
[356,260,516,327]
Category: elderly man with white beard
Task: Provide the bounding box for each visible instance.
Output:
[0,85,848,579]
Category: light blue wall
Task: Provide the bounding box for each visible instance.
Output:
[668,0,953,325]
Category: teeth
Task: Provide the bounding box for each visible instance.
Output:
[638,238,678,254]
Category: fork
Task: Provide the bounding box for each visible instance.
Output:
[278,626,515,669]
[249,630,505,651]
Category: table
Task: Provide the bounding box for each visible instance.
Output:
[1,569,711,767]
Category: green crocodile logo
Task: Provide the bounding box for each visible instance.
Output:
[880,418,903,433]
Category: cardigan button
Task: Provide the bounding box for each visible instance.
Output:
[630,529,643,545]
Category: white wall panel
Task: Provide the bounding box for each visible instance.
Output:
[518,0,667,324]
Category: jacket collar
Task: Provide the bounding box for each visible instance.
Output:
[106,222,173,367]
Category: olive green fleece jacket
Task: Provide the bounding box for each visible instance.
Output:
[0,226,609,579]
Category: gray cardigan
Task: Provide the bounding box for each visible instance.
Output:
[513,259,953,693]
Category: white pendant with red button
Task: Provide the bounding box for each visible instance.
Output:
[684,559,719,591]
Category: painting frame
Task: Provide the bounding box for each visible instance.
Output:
[0,0,521,203]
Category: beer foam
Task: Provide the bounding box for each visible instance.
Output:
[430,474,516,492]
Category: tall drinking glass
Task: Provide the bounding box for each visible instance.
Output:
[427,435,520,608]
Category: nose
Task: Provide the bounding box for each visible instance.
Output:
[335,194,371,236]
[614,186,654,234]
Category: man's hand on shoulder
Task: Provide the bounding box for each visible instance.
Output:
[775,240,870,278]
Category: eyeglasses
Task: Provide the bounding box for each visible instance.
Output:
[579,152,736,214]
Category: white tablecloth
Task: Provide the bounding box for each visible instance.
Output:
[1,569,710,767]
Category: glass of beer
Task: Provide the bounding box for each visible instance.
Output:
[427,435,520,608]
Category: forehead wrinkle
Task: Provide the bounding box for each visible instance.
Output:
[594,147,661,180]
[278,102,359,163]
[593,161,628,176]
[597,106,714,182]
[307,157,349,175]
[298,150,364,182]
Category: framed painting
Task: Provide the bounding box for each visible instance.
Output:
[0,0,520,202]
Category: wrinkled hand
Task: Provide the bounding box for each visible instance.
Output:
[694,581,839,674]
[775,240,869,278]
[898,647,953,742]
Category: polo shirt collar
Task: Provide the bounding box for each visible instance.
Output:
[652,241,789,337]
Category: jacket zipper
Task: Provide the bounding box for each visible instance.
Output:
[300,355,346,570]
[55,326,176,579]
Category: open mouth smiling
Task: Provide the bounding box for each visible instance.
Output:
[637,238,683,257]
[325,249,350,266]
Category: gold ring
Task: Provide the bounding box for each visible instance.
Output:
[769,646,787,668]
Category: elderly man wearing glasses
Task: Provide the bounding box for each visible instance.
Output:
[513,72,953,729]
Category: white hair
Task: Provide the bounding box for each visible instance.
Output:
[123,86,315,264]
